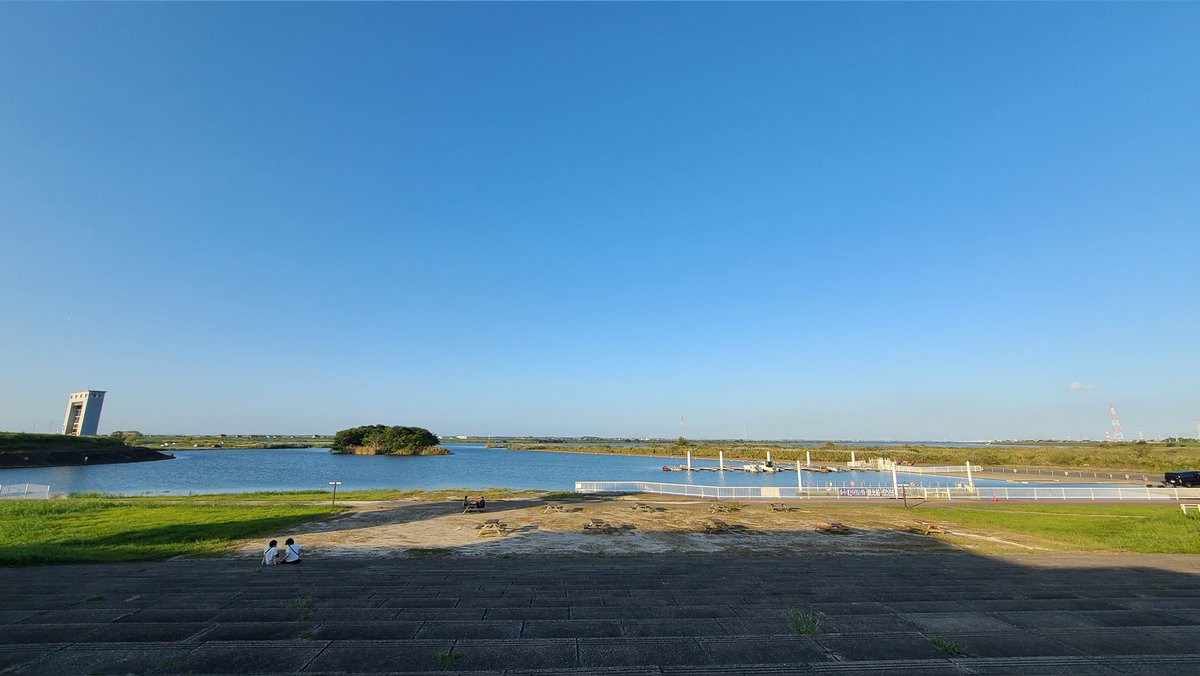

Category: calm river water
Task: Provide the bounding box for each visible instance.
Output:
[0,443,1086,496]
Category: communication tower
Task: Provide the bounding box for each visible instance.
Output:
[1109,402,1125,442]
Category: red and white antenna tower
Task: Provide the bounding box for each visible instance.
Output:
[1109,402,1125,442]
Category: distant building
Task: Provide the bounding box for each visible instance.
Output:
[62,390,106,436]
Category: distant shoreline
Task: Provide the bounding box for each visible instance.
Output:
[0,446,173,469]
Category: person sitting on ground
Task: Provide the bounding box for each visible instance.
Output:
[280,537,302,565]
[262,540,279,566]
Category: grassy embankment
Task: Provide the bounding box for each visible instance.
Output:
[0,432,130,453]
[910,503,1200,554]
[498,440,1200,473]
[0,432,171,468]
[0,497,339,565]
[0,488,560,564]
[1,492,1195,563]
[780,503,1198,554]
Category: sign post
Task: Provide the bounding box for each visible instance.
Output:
[329,481,342,507]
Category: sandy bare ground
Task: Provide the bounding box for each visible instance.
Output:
[231,496,1000,559]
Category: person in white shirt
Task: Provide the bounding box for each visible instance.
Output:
[280,537,302,564]
[261,540,279,566]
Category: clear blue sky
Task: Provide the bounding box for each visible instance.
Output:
[2,3,1197,440]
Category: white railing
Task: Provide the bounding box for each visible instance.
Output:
[901,465,971,475]
[0,483,51,499]
[973,466,1159,482]
[574,481,1200,502]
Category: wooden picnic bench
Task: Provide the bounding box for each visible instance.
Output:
[475,519,509,537]
[769,503,800,512]
[582,518,616,534]
[1181,504,1200,516]
[462,498,486,513]
[914,520,948,535]
[631,503,664,513]
[709,503,740,513]
[702,518,748,534]
[543,504,567,513]
[817,521,851,535]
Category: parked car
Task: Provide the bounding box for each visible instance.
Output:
[1164,470,1200,487]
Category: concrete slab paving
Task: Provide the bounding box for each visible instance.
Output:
[82,622,210,642]
[814,633,953,661]
[395,607,487,621]
[0,552,1198,674]
[194,621,319,641]
[816,614,923,633]
[14,608,133,625]
[485,607,571,621]
[951,655,1121,675]
[0,624,101,644]
[173,641,325,673]
[1043,629,1195,656]
[936,632,1081,658]
[696,636,831,665]
[520,619,624,638]
[1083,610,1199,627]
[905,612,1023,633]
[577,637,708,667]
[9,646,186,676]
[0,648,51,672]
[115,608,222,623]
[310,621,424,640]
[301,640,455,672]
[414,620,523,639]
[447,638,579,670]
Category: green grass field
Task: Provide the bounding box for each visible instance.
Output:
[0,499,339,565]
[913,503,1200,553]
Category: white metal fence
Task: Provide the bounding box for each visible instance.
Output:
[899,465,1161,483]
[0,483,51,499]
[574,481,1200,502]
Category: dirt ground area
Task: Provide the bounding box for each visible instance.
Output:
[232,495,989,559]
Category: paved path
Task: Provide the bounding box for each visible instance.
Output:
[1,552,1198,674]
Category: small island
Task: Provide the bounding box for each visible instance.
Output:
[0,432,174,468]
[330,425,449,456]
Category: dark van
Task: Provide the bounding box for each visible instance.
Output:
[1164,471,1200,487]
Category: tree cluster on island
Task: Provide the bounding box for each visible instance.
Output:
[330,425,447,456]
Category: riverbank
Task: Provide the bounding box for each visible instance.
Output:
[2,491,1195,565]
[0,432,174,468]
[257,495,1196,559]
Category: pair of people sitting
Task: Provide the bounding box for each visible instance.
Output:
[261,537,302,565]
[463,495,485,510]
